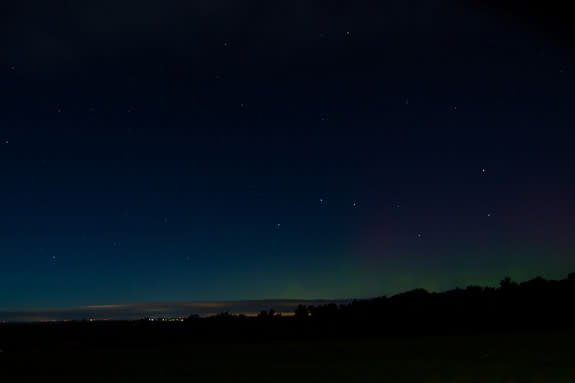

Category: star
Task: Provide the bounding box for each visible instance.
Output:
[417,233,423,238]
[352,202,358,207]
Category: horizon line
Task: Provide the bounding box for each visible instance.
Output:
[0,298,354,323]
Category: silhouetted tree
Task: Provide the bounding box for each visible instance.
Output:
[258,309,277,319]
[500,276,518,290]
[294,304,310,319]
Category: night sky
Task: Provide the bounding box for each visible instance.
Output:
[1,0,574,315]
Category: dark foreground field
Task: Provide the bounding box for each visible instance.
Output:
[1,330,574,382]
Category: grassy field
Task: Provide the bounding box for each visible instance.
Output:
[1,330,574,382]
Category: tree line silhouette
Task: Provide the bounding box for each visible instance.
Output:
[180,272,575,340]
[1,273,573,351]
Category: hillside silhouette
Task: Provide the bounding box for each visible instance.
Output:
[178,272,575,341]
[0,273,573,351]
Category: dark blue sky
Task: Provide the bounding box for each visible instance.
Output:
[1,0,574,312]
